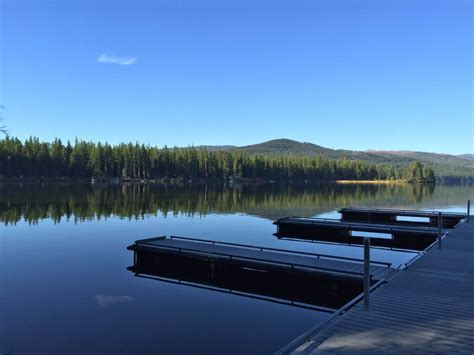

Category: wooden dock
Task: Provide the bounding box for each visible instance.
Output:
[127,236,396,281]
[282,216,474,354]
[340,207,465,228]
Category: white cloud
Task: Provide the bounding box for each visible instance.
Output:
[97,53,137,65]
[96,294,135,307]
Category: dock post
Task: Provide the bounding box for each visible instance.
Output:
[468,200,471,223]
[438,212,442,249]
[364,237,370,311]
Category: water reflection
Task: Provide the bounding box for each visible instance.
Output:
[128,249,363,311]
[0,182,472,225]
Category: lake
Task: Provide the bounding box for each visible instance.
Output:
[1,182,472,354]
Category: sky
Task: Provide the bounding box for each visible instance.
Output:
[0,0,472,154]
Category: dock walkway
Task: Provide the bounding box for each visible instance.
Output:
[292,217,474,354]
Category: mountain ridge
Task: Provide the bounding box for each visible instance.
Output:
[194,139,473,179]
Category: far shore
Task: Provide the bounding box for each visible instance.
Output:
[0,177,446,185]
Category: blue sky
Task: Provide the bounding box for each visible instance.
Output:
[0,0,472,154]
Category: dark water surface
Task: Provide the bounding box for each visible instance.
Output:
[0,182,472,354]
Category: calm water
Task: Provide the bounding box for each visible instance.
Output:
[1,182,472,354]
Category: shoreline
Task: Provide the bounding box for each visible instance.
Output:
[0,177,442,185]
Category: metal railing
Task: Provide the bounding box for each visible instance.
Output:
[468,200,471,223]
[167,235,392,267]
[363,237,370,311]
[438,212,443,249]
[131,242,367,278]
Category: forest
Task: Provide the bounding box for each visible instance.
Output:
[0,137,435,182]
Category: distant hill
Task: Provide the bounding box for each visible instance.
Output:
[190,138,473,180]
[236,139,332,156]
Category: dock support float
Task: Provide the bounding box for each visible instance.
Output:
[364,237,370,311]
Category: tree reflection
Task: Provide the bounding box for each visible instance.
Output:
[0,182,470,225]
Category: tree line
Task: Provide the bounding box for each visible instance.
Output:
[0,137,435,182]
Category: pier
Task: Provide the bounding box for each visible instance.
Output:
[278,215,474,354]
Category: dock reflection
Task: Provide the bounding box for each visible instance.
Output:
[127,249,363,311]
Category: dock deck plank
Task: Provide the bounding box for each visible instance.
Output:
[292,217,474,354]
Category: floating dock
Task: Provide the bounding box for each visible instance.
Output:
[274,217,442,240]
[339,207,465,228]
[279,216,474,354]
[127,236,395,282]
